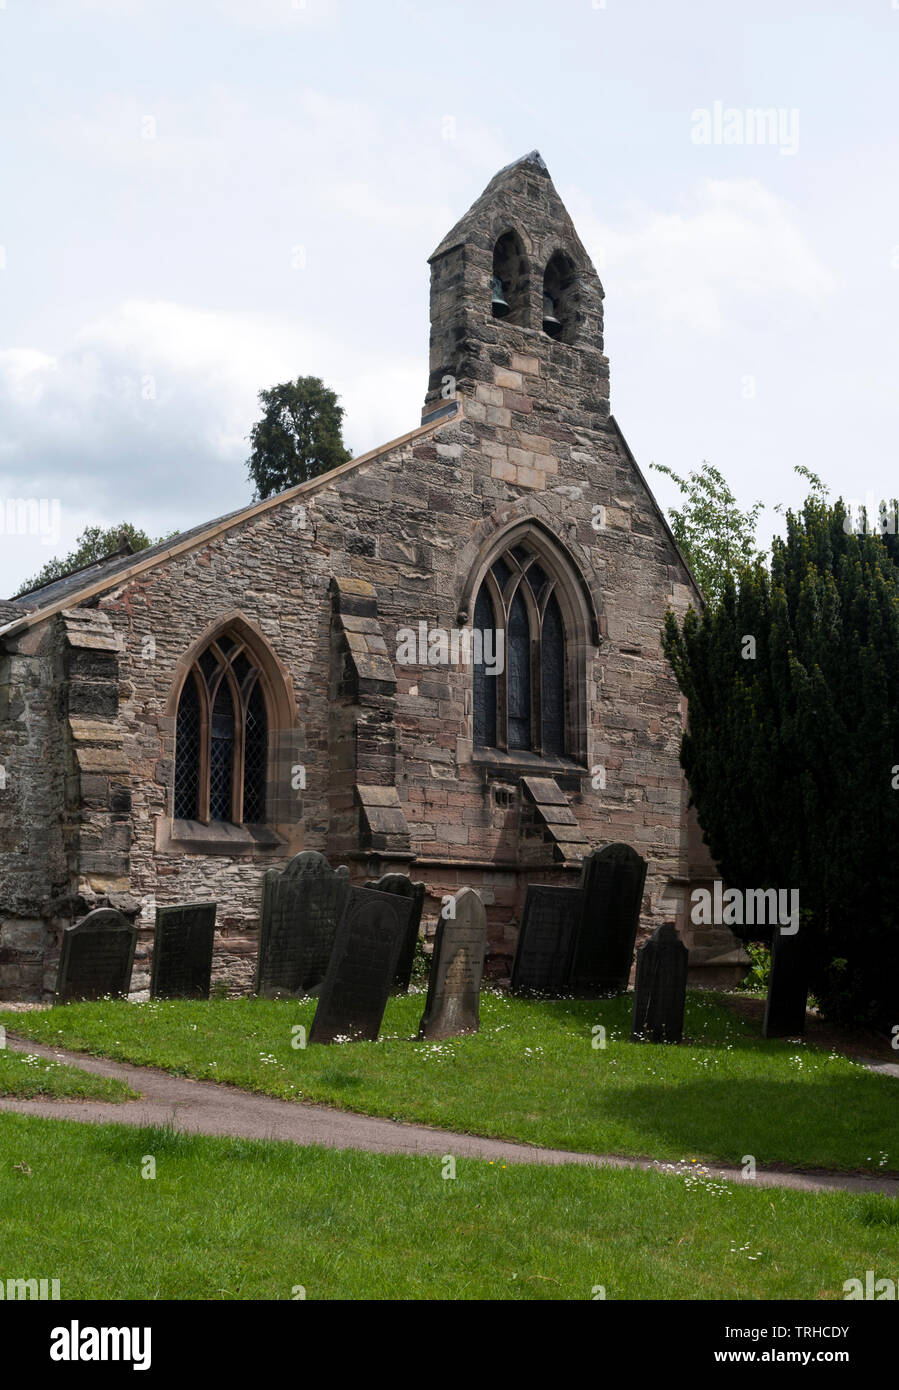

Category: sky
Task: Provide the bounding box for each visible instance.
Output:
[0,0,897,596]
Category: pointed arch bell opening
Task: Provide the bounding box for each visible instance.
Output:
[491,229,530,327]
[543,249,579,343]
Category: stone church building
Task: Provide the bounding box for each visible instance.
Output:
[0,151,744,1000]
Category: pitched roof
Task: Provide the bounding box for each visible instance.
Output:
[0,403,461,642]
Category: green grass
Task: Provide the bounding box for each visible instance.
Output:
[0,1046,135,1101]
[2,992,896,1174]
[0,1111,896,1299]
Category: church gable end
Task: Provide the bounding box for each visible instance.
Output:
[0,152,737,997]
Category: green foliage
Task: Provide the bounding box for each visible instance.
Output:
[408,933,431,987]
[15,521,174,597]
[663,493,899,1029]
[740,944,771,994]
[247,375,352,500]
[651,460,765,603]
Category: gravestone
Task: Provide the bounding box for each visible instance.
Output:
[418,886,488,1040]
[763,926,808,1037]
[631,922,688,1043]
[510,885,580,994]
[55,908,137,1003]
[255,851,350,998]
[308,886,415,1043]
[363,873,425,992]
[150,902,217,999]
[569,843,647,995]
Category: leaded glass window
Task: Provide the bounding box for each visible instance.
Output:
[473,586,497,749]
[507,589,531,750]
[472,540,569,758]
[209,679,235,821]
[173,633,270,826]
[243,682,268,824]
[174,670,202,819]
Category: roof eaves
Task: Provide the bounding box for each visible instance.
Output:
[0,402,464,642]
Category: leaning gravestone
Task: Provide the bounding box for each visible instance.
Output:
[418,886,488,1040]
[510,885,581,994]
[255,851,350,998]
[308,886,415,1043]
[150,902,217,999]
[569,843,647,995]
[763,926,808,1037]
[55,908,137,1003]
[631,922,688,1043]
[363,873,425,992]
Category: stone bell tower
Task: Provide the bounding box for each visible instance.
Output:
[422,150,610,424]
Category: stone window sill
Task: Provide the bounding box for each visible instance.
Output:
[472,748,588,781]
[155,818,287,857]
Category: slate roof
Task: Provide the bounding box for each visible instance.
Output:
[9,504,248,614]
[0,404,461,640]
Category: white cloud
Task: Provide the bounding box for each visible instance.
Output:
[575,179,838,335]
[0,299,422,595]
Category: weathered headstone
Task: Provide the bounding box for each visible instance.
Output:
[309,886,415,1043]
[763,926,808,1037]
[363,873,425,992]
[631,921,688,1043]
[255,851,350,998]
[510,885,580,994]
[569,843,647,995]
[150,902,217,999]
[55,908,137,1003]
[418,886,488,1040]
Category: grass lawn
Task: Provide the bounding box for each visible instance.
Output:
[0,1046,135,1101]
[2,992,896,1174]
[0,1111,897,1300]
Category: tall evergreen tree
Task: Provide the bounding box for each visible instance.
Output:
[247,376,352,500]
[664,496,899,1028]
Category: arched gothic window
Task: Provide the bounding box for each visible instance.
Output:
[473,541,569,757]
[174,633,270,824]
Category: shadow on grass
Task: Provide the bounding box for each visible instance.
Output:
[508,993,754,1045]
[580,1074,899,1173]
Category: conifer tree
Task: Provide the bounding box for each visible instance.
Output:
[664,496,899,1028]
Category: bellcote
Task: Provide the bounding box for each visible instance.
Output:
[423,152,610,424]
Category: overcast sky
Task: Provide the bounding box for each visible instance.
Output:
[1,0,897,596]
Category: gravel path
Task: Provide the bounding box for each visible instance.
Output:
[2,1034,896,1196]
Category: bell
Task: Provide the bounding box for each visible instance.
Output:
[491,275,510,318]
[542,292,562,334]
